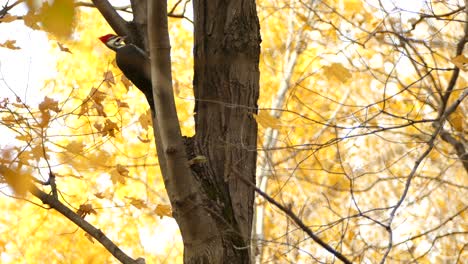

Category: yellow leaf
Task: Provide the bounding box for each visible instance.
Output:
[23,12,41,30]
[1,114,17,125]
[188,155,208,165]
[89,88,107,104]
[0,165,31,196]
[448,108,464,132]
[102,119,119,137]
[94,192,112,199]
[116,164,129,176]
[452,55,468,71]
[253,111,282,129]
[57,41,72,53]
[297,13,309,23]
[110,168,126,185]
[154,204,172,218]
[84,233,94,243]
[15,134,32,142]
[126,197,147,209]
[91,101,106,117]
[121,75,132,91]
[0,14,18,23]
[103,71,115,87]
[76,203,97,218]
[40,110,51,128]
[37,0,75,38]
[137,133,152,143]
[0,40,20,50]
[116,99,129,109]
[139,110,152,130]
[78,102,89,116]
[66,141,85,154]
[323,63,352,83]
[38,96,60,113]
[31,144,47,162]
[344,0,362,11]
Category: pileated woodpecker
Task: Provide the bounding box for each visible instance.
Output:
[99,34,154,114]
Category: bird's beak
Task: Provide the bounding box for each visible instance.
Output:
[119,36,128,43]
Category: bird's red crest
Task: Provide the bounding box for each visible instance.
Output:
[99,34,116,43]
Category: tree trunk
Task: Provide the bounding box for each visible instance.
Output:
[189,0,261,262]
[93,0,260,262]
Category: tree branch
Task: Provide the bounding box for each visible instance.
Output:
[91,0,131,38]
[29,185,144,264]
[147,1,221,262]
[75,2,132,13]
[240,177,353,264]
[0,0,24,18]
[439,89,468,173]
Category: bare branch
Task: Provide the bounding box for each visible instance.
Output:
[29,185,143,264]
[241,177,353,264]
[75,1,132,13]
[91,0,131,38]
[0,0,24,18]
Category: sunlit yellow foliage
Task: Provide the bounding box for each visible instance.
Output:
[0,7,187,263]
[255,0,467,263]
[0,0,466,263]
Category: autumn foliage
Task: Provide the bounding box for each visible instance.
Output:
[0,0,467,263]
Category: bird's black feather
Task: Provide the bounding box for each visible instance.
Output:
[115,44,154,114]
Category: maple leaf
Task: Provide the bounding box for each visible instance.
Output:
[89,88,107,104]
[110,168,126,185]
[31,144,49,162]
[38,96,60,113]
[94,192,105,199]
[121,75,132,91]
[84,233,94,244]
[126,197,147,209]
[1,113,16,126]
[94,192,113,199]
[15,134,32,142]
[65,141,85,154]
[76,204,97,218]
[116,99,129,109]
[0,40,20,50]
[0,14,18,23]
[139,110,152,130]
[23,11,40,30]
[137,134,151,143]
[323,63,352,83]
[116,164,129,176]
[154,204,172,219]
[36,0,75,38]
[103,71,116,87]
[39,110,51,128]
[91,101,107,117]
[103,119,119,137]
[57,42,72,53]
[451,55,468,71]
[253,111,282,129]
[78,102,89,117]
[93,122,103,133]
[0,165,32,196]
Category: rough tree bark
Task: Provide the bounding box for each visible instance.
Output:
[190,0,261,262]
[93,0,261,263]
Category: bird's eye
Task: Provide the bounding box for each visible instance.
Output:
[115,37,124,44]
